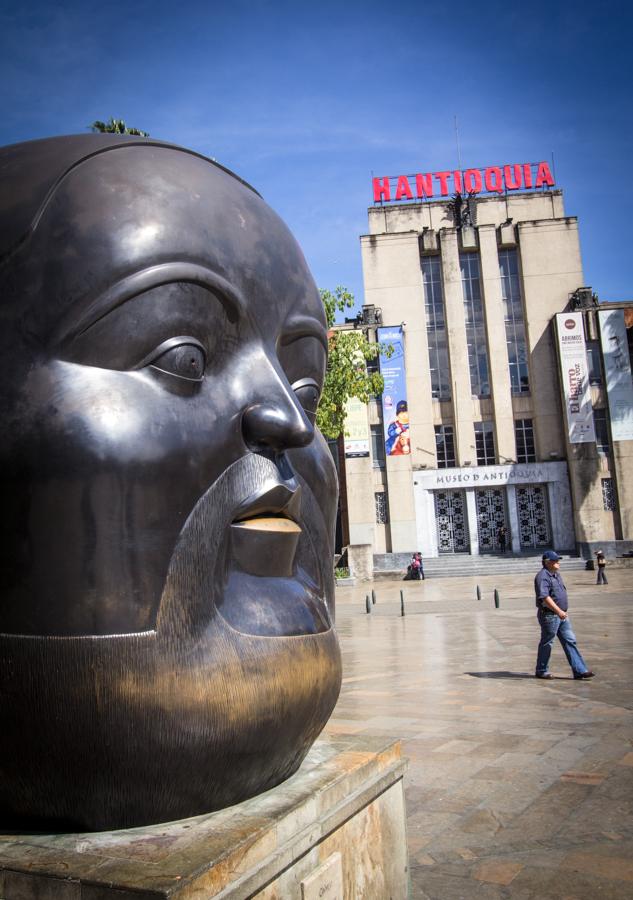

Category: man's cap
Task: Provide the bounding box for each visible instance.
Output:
[396,400,408,413]
[542,550,561,562]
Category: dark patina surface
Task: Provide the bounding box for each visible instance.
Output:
[0,135,341,830]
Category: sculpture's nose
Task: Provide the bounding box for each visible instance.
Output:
[242,376,314,454]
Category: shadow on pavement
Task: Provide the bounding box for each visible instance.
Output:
[466,670,568,680]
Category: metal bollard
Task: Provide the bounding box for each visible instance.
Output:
[372,589,377,605]
[400,589,405,617]
[366,594,371,614]
[476,584,481,602]
[494,588,500,609]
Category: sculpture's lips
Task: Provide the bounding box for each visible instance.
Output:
[230,514,302,578]
[217,476,331,636]
[232,482,301,524]
[233,515,301,533]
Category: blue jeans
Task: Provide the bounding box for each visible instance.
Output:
[535,609,589,676]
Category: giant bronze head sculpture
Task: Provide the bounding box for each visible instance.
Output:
[0,136,341,830]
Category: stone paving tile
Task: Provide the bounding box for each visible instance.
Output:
[335,572,633,897]
[472,858,524,885]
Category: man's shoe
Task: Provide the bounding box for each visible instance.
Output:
[535,673,553,679]
[574,671,596,680]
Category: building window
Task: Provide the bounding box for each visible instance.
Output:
[499,248,529,394]
[515,419,536,463]
[435,425,455,468]
[586,340,603,385]
[375,492,389,524]
[371,424,386,468]
[594,409,610,454]
[421,256,451,400]
[475,421,496,465]
[601,478,616,511]
[460,253,490,397]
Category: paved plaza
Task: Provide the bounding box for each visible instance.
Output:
[327,567,633,899]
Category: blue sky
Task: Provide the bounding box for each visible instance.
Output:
[2,0,632,309]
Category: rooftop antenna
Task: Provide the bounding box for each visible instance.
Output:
[454,115,463,171]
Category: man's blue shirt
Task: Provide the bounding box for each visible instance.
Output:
[534,567,568,611]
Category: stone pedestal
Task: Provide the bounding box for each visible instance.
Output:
[347,543,374,582]
[0,736,408,899]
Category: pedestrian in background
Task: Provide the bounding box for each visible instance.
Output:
[595,549,608,585]
[535,550,595,680]
[497,526,507,553]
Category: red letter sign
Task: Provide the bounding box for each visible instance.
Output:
[535,161,555,188]
[395,176,413,201]
[504,164,522,190]
[434,171,452,196]
[373,177,391,202]
[416,173,433,199]
[523,164,533,188]
[484,167,503,194]
[463,169,482,193]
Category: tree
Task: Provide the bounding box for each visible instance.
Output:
[90,118,149,136]
[317,286,386,440]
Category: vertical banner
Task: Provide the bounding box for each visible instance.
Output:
[378,326,410,456]
[555,313,596,443]
[599,309,633,441]
[343,397,370,457]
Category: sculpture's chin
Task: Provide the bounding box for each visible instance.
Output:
[218,567,332,636]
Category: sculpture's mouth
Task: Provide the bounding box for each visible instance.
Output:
[231,514,301,577]
[216,481,332,637]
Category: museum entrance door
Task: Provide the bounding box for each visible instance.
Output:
[516,484,551,549]
[475,488,508,552]
[435,490,470,553]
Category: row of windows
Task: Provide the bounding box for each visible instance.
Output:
[373,420,536,469]
[422,248,530,400]
[372,412,612,469]
[434,419,536,468]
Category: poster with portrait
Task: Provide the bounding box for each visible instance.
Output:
[599,309,633,441]
[378,325,410,456]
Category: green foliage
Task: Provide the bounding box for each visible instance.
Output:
[317,286,385,441]
[90,118,150,136]
[334,567,350,579]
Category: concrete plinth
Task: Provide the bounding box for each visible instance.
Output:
[0,736,408,900]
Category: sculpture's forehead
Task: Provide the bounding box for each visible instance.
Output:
[6,143,322,337]
[45,147,313,300]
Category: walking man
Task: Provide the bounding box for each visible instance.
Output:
[535,550,595,680]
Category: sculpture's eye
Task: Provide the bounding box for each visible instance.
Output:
[148,338,207,382]
[292,377,320,424]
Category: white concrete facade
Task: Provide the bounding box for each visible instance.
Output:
[344,189,631,562]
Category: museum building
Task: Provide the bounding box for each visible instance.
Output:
[339,165,633,569]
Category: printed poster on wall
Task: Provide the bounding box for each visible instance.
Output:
[377,325,410,456]
[599,309,633,441]
[343,397,370,457]
[555,313,595,443]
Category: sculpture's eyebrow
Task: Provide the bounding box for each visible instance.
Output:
[51,262,245,345]
[280,314,328,352]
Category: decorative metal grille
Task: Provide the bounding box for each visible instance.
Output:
[475,489,507,551]
[434,490,469,553]
[601,478,616,511]
[516,485,550,548]
[375,492,389,524]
